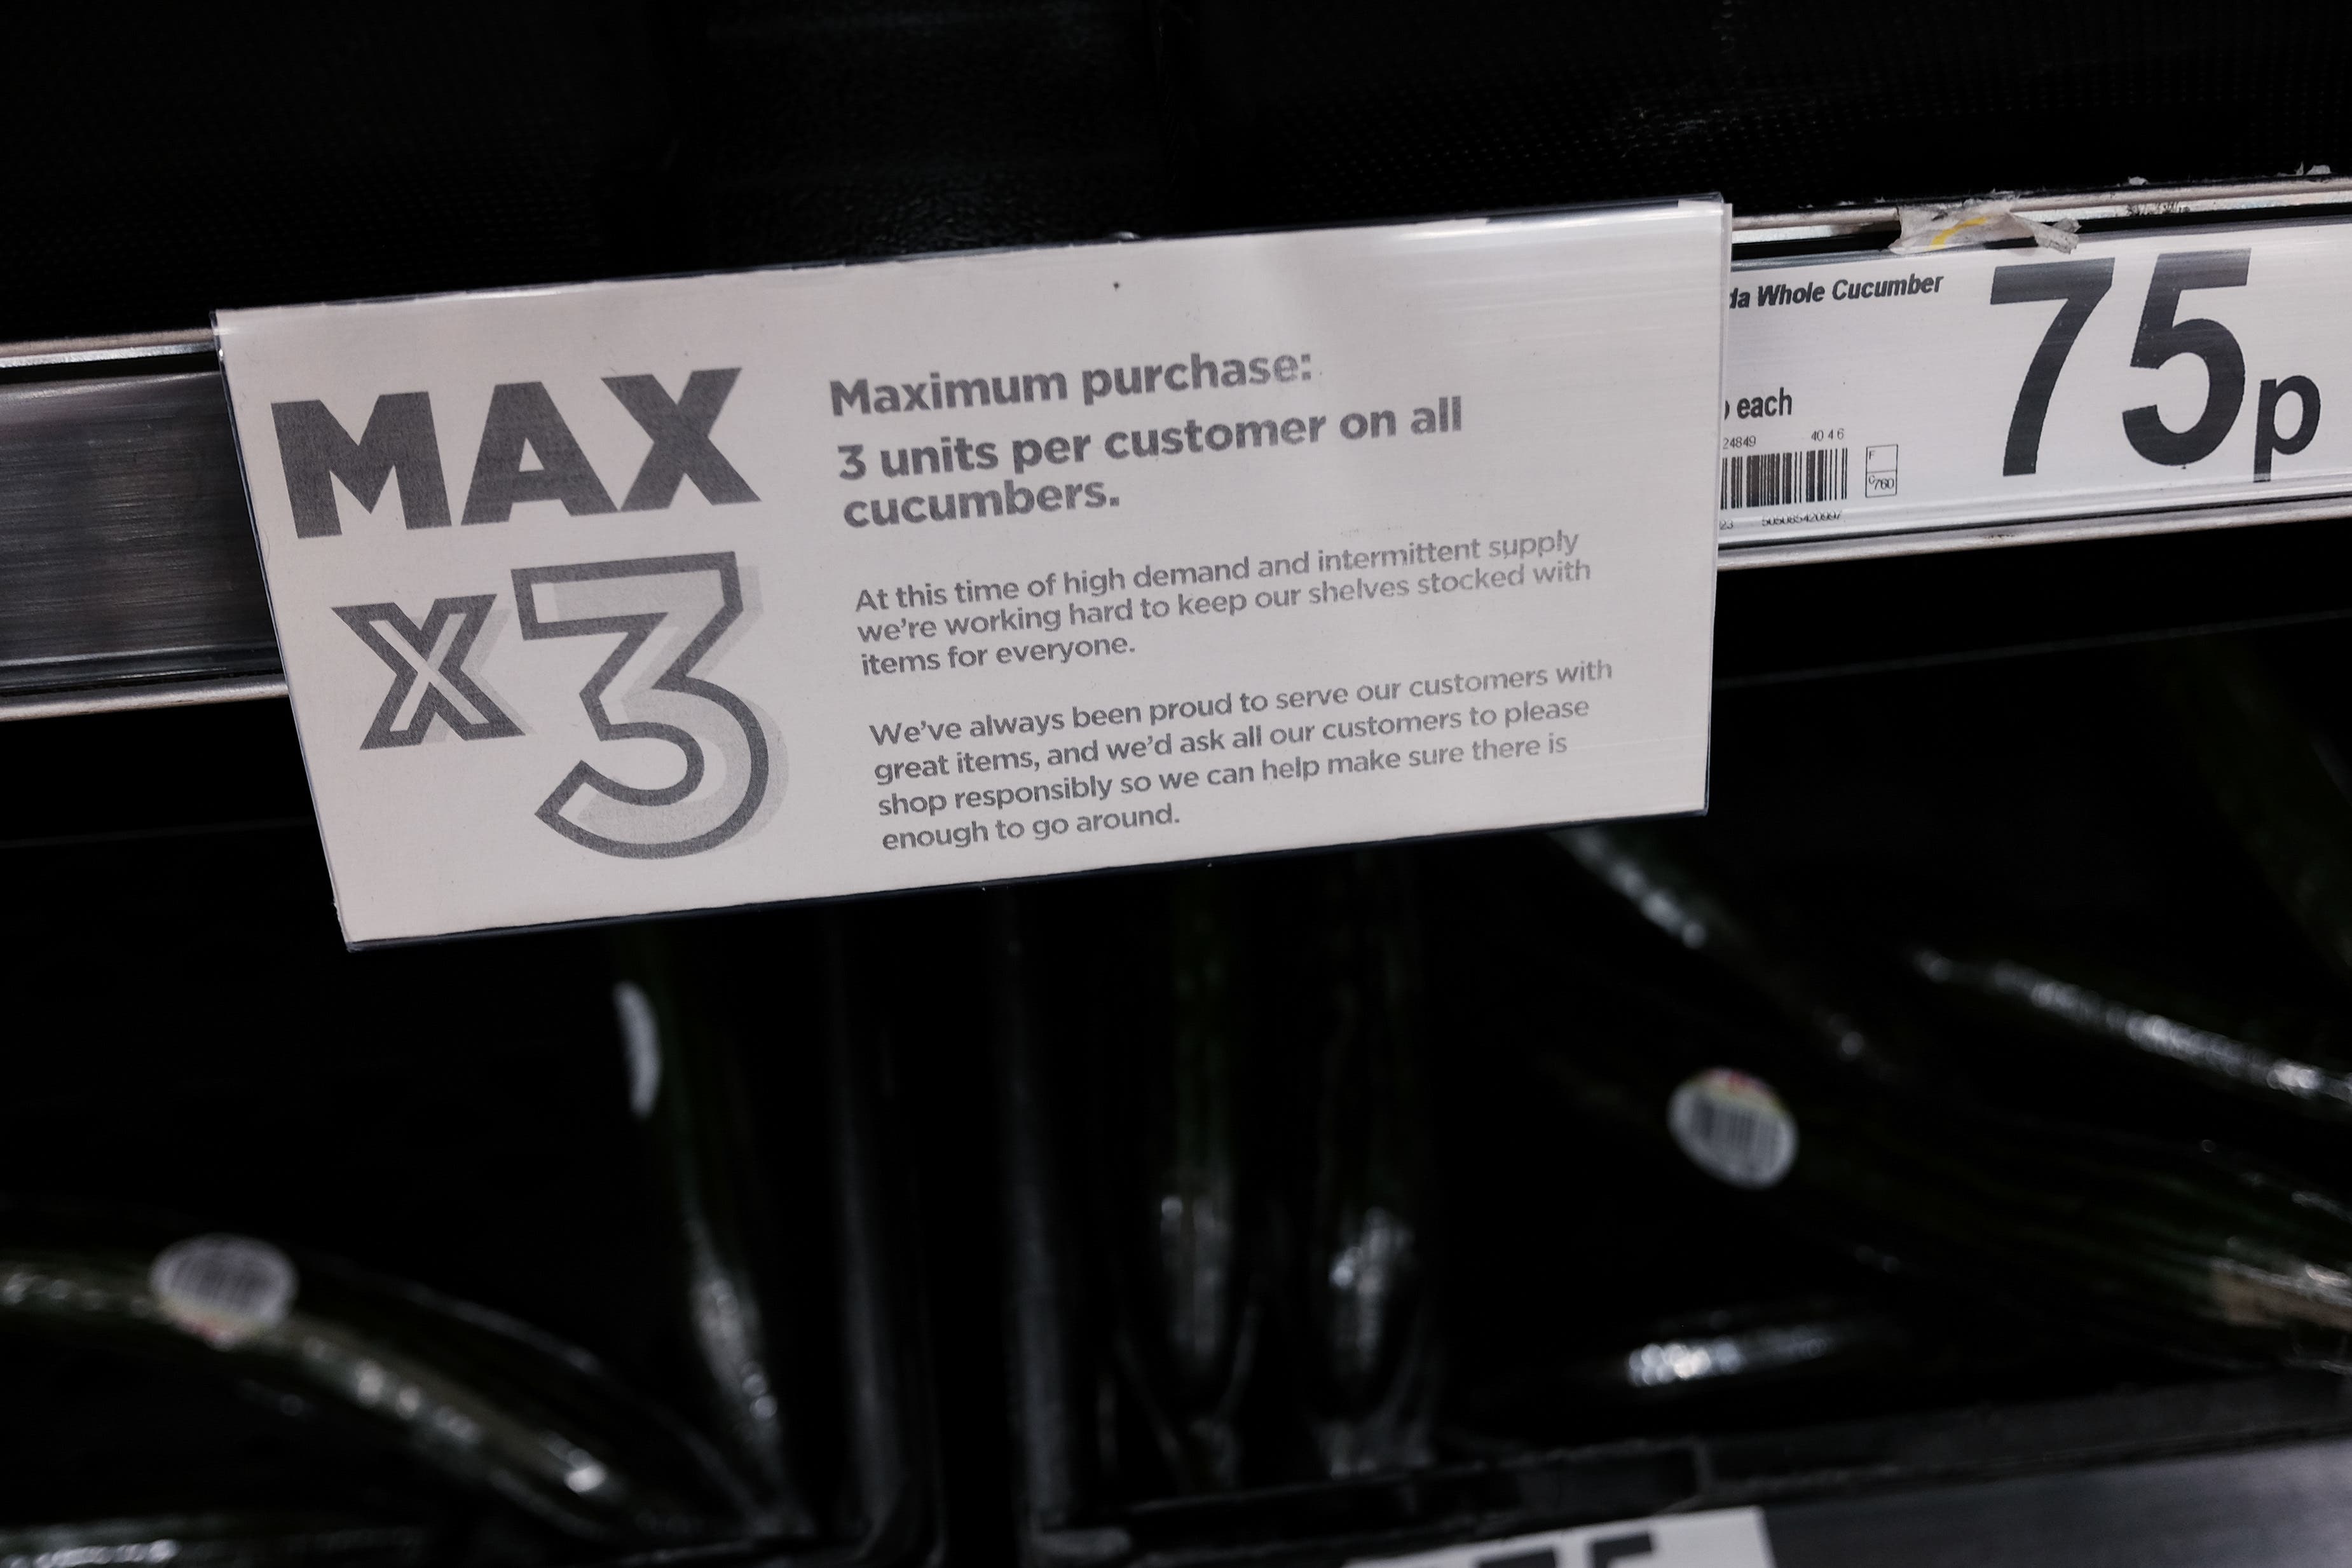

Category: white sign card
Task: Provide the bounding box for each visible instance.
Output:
[217,202,1728,944]
[1346,1508,1775,1568]
[1718,216,2352,543]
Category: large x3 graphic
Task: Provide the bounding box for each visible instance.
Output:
[334,596,523,748]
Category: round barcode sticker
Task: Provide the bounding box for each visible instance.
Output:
[151,1234,298,1347]
[1668,1068,1798,1190]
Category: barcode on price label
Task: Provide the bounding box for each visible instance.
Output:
[1720,447,1850,509]
[1346,1508,1774,1568]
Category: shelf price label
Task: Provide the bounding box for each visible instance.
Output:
[217,204,1727,944]
[1717,220,2352,543]
[1347,1508,1775,1568]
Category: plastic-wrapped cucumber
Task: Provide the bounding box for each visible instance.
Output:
[1904,938,2352,1124]
[1285,852,1440,1478]
[609,924,811,1536]
[1449,1292,1922,1449]
[1564,810,2352,1143]
[0,1514,434,1568]
[2149,635,2352,986]
[0,1201,744,1546]
[1552,824,1925,1086]
[1547,825,2352,1367]
[1098,869,1260,1492]
[1575,1299,1910,1398]
[1529,978,2352,1372]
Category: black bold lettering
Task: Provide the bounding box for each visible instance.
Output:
[1990,257,2116,476]
[460,382,617,525]
[2255,374,2322,480]
[2123,249,2252,468]
[605,368,758,510]
[271,393,451,538]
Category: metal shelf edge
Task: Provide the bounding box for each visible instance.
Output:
[0,673,290,723]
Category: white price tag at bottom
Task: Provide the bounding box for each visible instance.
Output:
[1349,1508,1774,1568]
[1719,217,2352,544]
[217,203,1725,944]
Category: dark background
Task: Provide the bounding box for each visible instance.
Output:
[6,3,2352,1563]
[5,3,2348,344]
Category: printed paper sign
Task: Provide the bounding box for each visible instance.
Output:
[217,203,1726,943]
[1346,1508,1775,1568]
[1718,217,2352,543]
